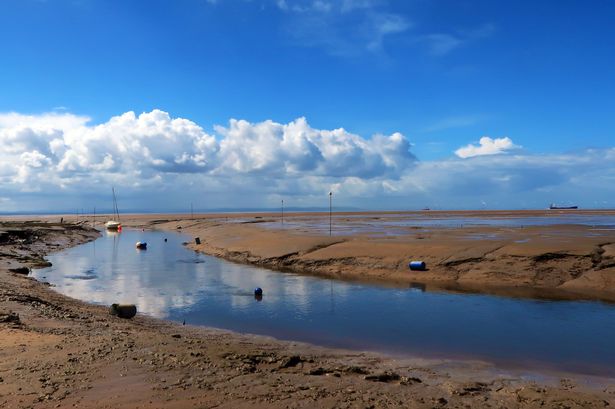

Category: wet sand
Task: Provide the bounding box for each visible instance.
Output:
[112,210,615,303]
[1,214,615,408]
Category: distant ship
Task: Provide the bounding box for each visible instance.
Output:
[549,203,578,210]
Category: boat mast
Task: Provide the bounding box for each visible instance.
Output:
[112,187,120,223]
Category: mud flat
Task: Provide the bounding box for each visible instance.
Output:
[110,210,615,303]
[1,217,614,408]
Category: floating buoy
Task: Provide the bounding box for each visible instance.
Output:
[254,287,263,296]
[109,303,137,319]
[136,241,147,249]
[164,238,168,242]
[408,261,426,271]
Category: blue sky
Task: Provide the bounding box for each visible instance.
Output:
[0,0,614,212]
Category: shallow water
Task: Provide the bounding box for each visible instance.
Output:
[259,213,615,236]
[33,229,615,376]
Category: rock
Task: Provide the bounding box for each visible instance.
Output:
[279,355,303,368]
[32,260,52,268]
[9,267,30,275]
[455,382,490,396]
[343,366,370,375]
[0,311,20,324]
[400,376,422,385]
[364,372,401,383]
[109,304,137,319]
[307,367,327,376]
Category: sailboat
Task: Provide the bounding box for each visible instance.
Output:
[105,187,122,231]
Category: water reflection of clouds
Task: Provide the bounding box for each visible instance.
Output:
[202,259,349,314]
[33,230,350,319]
[30,230,615,375]
[34,233,210,318]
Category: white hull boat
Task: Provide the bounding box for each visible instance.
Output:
[106,187,121,231]
[105,220,121,230]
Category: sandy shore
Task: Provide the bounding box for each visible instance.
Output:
[1,215,615,408]
[106,209,615,302]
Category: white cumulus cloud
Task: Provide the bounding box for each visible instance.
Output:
[1,108,614,212]
[0,109,416,205]
[455,136,520,158]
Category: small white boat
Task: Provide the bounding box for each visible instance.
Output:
[105,220,121,230]
[106,187,122,231]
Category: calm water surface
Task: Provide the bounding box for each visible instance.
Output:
[259,213,615,236]
[33,229,615,376]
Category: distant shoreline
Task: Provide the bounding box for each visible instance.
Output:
[2,207,615,217]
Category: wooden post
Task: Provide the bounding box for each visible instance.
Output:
[329,192,332,236]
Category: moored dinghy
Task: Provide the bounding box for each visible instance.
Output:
[105,220,121,230]
[106,187,122,231]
